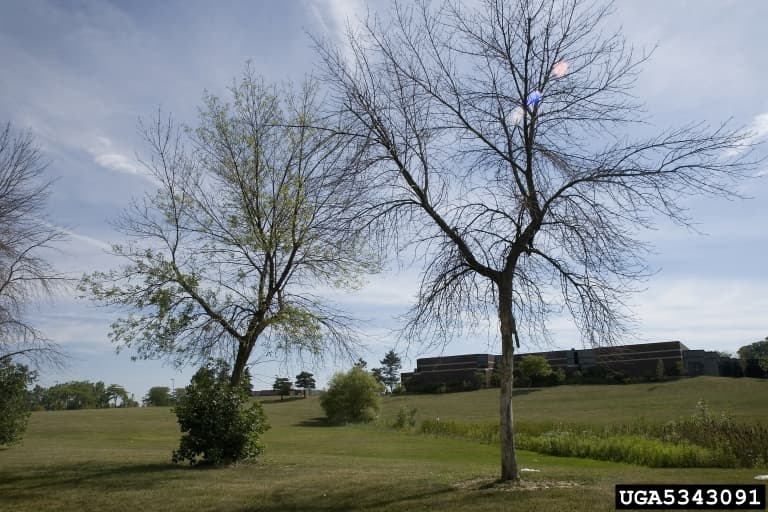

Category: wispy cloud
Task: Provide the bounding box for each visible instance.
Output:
[727,112,768,156]
[92,152,142,175]
[308,0,368,64]
[59,227,113,252]
[87,135,143,176]
[744,112,768,148]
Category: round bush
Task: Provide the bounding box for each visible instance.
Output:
[321,366,382,424]
[172,360,269,466]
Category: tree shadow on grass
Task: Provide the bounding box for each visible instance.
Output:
[258,396,305,404]
[512,388,542,396]
[0,461,182,495]
[233,484,457,512]
[293,417,338,427]
[230,477,582,512]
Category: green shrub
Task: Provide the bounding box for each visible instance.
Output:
[172,360,269,466]
[420,419,499,444]
[417,410,766,469]
[0,360,36,446]
[321,366,381,424]
[515,432,718,468]
[648,400,768,468]
[393,407,418,430]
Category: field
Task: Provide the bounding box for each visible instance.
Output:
[1,377,767,511]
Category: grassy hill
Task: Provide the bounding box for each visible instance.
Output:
[1,377,766,511]
[377,376,768,425]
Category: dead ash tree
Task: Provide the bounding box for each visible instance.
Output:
[316,0,756,482]
[0,122,67,367]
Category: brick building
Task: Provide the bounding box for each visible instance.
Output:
[401,341,726,391]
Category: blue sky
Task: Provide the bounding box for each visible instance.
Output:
[1,0,766,400]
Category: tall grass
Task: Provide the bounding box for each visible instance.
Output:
[417,401,768,468]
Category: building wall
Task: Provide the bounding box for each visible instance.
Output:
[403,341,725,390]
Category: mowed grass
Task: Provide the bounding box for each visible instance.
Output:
[378,376,768,425]
[1,377,766,512]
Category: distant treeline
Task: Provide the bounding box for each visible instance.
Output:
[29,381,139,411]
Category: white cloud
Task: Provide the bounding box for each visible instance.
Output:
[311,0,364,38]
[748,112,768,142]
[726,112,768,156]
[628,278,768,353]
[308,0,369,65]
[85,135,159,185]
[92,152,142,175]
[95,135,113,147]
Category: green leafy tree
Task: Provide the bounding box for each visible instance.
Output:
[379,349,402,393]
[272,377,292,400]
[371,367,384,386]
[143,386,172,407]
[321,366,382,424]
[737,337,768,375]
[172,387,187,404]
[517,355,552,387]
[319,0,754,481]
[0,360,36,446]
[106,384,128,407]
[294,371,316,398]
[79,66,379,386]
[737,337,768,360]
[172,360,269,466]
[43,381,103,410]
[31,381,137,410]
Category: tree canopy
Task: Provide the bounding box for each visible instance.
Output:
[517,355,552,387]
[0,122,67,367]
[80,66,379,385]
[378,349,402,393]
[317,0,755,481]
[272,377,292,400]
[295,371,316,397]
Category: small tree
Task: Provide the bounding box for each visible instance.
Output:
[321,366,382,424]
[0,360,36,446]
[172,360,269,466]
[79,67,379,388]
[371,367,385,387]
[272,377,292,400]
[106,384,129,408]
[518,355,552,388]
[294,371,316,398]
[379,349,402,393]
[738,338,768,376]
[143,386,172,407]
[655,359,666,381]
[172,388,187,404]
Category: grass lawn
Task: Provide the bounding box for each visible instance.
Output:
[1,377,766,511]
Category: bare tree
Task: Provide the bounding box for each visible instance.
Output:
[0,122,66,367]
[317,0,756,482]
[80,67,379,385]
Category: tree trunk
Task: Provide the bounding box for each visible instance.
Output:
[230,339,253,387]
[497,280,520,482]
[231,320,270,386]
